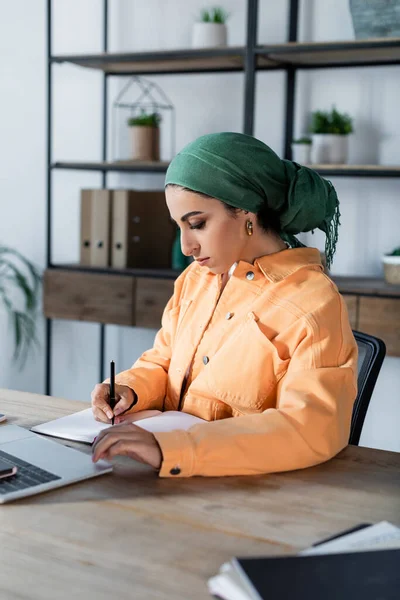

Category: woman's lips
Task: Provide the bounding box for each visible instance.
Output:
[196,257,210,266]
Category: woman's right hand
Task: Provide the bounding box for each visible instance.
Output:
[91,383,136,424]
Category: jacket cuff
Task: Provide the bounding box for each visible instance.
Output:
[103,375,149,412]
[153,430,196,478]
[114,375,147,410]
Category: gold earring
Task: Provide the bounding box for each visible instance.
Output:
[246,220,253,236]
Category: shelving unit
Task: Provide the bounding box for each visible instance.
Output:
[45,0,400,394]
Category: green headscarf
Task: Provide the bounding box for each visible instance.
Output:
[165,132,340,268]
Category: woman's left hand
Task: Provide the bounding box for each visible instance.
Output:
[92,424,162,470]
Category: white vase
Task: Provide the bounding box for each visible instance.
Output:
[311,134,349,164]
[191,23,227,48]
[291,144,311,165]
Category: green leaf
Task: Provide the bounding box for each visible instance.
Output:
[199,6,229,23]
[0,245,41,369]
[310,107,353,135]
[127,112,161,127]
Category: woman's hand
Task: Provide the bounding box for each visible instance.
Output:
[116,409,162,425]
[91,424,162,470]
[91,383,136,424]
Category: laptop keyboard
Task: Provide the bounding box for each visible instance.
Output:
[0,448,61,495]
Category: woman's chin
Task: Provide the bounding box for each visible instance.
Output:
[207,264,225,275]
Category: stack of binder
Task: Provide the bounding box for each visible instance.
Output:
[79,189,175,269]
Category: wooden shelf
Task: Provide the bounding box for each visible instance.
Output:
[51,47,245,75]
[332,276,400,298]
[257,38,400,69]
[52,160,170,173]
[308,164,400,178]
[51,161,400,177]
[51,39,400,76]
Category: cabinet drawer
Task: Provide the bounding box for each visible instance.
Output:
[43,269,136,326]
[358,296,400,357]
[136,278,174,329]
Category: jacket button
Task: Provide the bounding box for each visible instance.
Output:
[246,271,255,280]
[170,467,181,475]
[225,312,233,320]
[203,356,209,365]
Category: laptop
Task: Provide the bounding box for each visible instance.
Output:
[0,424,112,504]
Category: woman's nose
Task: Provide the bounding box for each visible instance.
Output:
[180,230,199,257]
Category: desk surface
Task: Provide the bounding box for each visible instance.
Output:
[0,388,399,600]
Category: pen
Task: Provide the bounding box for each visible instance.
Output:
[109,360,116,425]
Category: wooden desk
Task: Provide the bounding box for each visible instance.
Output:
[0,389,399,600]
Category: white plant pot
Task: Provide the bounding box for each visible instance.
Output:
[382,255,400,285]
[291,144,311,165]
[310,134,349,164]
[192,23,227,48]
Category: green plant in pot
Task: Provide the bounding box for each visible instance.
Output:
[0,246,41,367]
[192,7,229,48]
[127,111,161,162]
[291,136,312,165]
[382,245,400,285]
[310,107,353,164]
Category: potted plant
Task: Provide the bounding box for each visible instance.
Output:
[382,246,400,285]
[291,137,312,164]
[192,7,229,48]
[0,245,41,367]
[127,112,161,162]
[310,107,353,164]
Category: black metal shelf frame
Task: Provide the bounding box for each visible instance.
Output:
[45,0,400,394]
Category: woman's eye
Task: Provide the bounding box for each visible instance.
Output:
[189,221,205,230]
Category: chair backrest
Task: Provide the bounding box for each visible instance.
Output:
[350,330,386,446]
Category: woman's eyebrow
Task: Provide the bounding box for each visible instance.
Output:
[180,211,205,223]
[170,211,205,224]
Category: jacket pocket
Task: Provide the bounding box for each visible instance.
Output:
[207,312,290,411]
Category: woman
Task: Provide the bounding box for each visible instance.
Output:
[91,132,357,477]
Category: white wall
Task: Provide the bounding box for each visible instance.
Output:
[0,0,398,452]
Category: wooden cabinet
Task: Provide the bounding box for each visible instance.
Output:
[43,269,174,328]
[44,270,400,355]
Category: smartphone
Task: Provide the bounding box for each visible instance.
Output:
[0,413,6,423]
[0,458,17,479]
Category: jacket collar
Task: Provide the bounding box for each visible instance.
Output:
[255,247,323,283]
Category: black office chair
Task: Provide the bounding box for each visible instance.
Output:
[349,330,386,446]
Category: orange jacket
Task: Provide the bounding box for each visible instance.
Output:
[115,248,358,477]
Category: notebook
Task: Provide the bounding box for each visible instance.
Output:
[31,408,206,444]
[208,521,400,600]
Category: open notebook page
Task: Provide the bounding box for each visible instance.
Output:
[300,521,400,555]
[31,408,206,444]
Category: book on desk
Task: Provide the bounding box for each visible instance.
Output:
[31,408,205,444]
[208,521,400,600]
